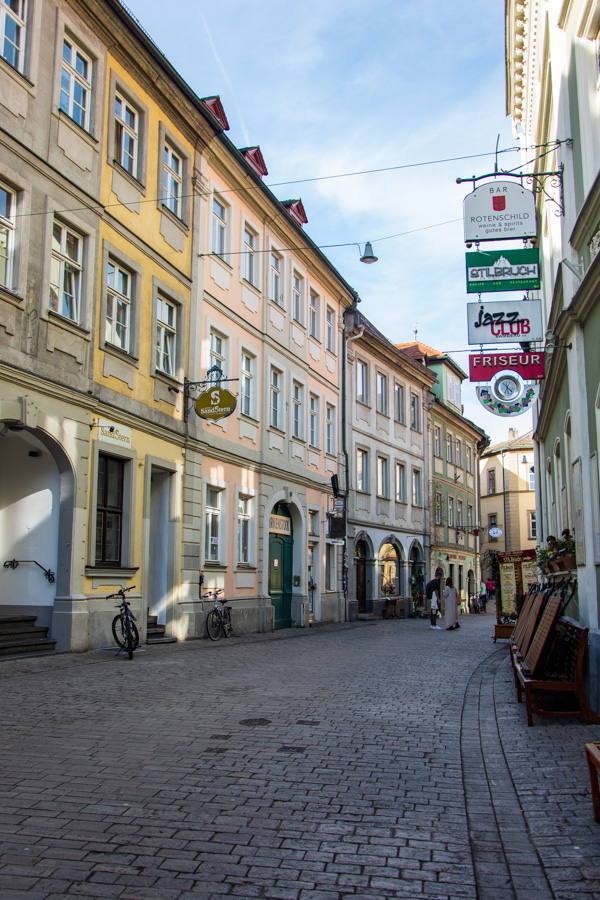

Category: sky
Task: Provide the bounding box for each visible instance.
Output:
[123,0,532,445]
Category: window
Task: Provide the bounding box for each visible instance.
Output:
[410,394,420,431]
[60,36,91,131]
[163,143,182,218]
[309,290,320,339]
[376,373,388,414]
[448,497,454,527]
[156,294,176,376]
[205,487,221,563]
[435,491,443,525]
[241,351,255,418]
[434,426,441,458]
[466,446,472,473]
[396,462,406,502]
[308,509,319,535]
[292,272,304,323]
[488,513,498,540]
[487,468,496,494]
[457,499,463,528]
[209,330,226,374]
[243,226,257,285]
[212,197,227,259]
[468,505,473,527]
[456,439,462,468]
[270,367,282,429]
[412,469,422,506]
[292,381,303,439]
[325,543,336,591]
[1,0,26,73]
[357,360,368,404]
[309,394,319,447]
[325,404,335,455]
[50,220,82,322]
[529,511,537,540]
[446,433,453,463]
[326,307,336,353]
[270,251,282,304]
[357,448,369,492]
[114,92,138,176]
[0,184,15,290]
[95,454,124,566]
[395,383,405,423]
[237,496,250,565]
[377,456,389,497]
[447,372,461,408]
[105,259,131,352]
[529,466,535,491]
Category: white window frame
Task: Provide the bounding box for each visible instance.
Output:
[412,468,422,507]
[529,466,535,491]
[435,491,443,525]
[446,433,453,463]
[434,426,441,458]
[209,329,227,376]
[456,439,462,469]
[325,306,336,353]
[105,257,132,352]
[205,486,223,564]
[309,393,320,448]
[237,494,253,566]
[529,510,537,540]
[487,468,496,494]
[466,446,472,473]
[60,35,92,131]
[468,504,473,527]
[292,271,304,324]
[270,366,283,430]
[269,250,283,305]
[156,293,177,377]
[243,224,258,286]
[325,403,335,455]
[1,0,26,74]
[114,90,138,177]
[377,455,389,498]
[395,383,405,423]
[0,183,16,291]
[376,372,388,415]
[49,219,82,322]
[457,499,463,528]
[240,350,256,418]
[448,496,455,527]
[292,380,304,440]
[309,289,320,340]
[410,394,420,431]
[357,360,368,404]
[357,448,369,493]
[163,142,182,218]
[396,462,406,503]
[325,542,337,591]
[212,196,228,259]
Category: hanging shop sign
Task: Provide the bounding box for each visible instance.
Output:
[476,376,539,417]
[463,180,537,242]
[467,299,543,344]
[469,352,545,382]
[465,248,540,293]
[194,386,237,421]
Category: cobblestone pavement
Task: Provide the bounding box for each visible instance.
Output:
[0,611,599,900]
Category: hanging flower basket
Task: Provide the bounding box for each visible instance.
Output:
[556,552,576,571]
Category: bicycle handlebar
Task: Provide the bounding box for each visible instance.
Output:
[106,586,135,600]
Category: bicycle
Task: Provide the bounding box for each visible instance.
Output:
[109,586,140,659]
[205,588,232,641]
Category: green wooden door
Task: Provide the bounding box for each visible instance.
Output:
[269,527,293,630]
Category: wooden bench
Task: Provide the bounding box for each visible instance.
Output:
[585,742,600,822]
[514,616,590,726]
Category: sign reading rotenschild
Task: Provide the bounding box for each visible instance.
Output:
[463,180,537,242]
[195,386,237,421]
[466,248,540,293]
[469,352,545,382]
[467,299,543,344]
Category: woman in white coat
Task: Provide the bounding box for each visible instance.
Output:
[443,576,460,630]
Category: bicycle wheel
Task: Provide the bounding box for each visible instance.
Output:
[125,620,135,659]
[222,607,232,638]
[111,614,127,650]
[206,609,222,641]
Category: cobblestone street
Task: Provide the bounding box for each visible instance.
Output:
[1,612,599,899]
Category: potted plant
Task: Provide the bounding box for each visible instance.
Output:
[555,529,576,570]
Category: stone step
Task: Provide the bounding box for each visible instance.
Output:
[0,637,57,657]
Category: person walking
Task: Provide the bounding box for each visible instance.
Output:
[444,576,460,630]
[429,579,441,629]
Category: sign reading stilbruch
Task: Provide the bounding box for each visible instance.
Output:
[466,248,540,293]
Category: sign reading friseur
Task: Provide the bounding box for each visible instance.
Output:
[195,387,237,421]
[467,299,544,344]
[463,180,537,242]
[466,248,540,293]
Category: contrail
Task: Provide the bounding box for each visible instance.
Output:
[197,8,250,145]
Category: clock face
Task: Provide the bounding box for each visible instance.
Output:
[490,369,525,404]
[496,376,520,400]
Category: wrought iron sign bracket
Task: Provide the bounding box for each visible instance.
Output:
[457,154,571,218]
[183,367,239,422]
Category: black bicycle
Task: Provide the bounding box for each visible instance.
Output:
[109,586,140,659]
[205,588,232,641]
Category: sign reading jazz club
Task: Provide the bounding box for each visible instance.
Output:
[469,352,545,382]
[467,299,543,345]
[195,386,237,421]
[466,248,540,293]
[464,181,537,242]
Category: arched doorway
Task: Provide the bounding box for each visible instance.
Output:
[268,502,293,629]
[379,543,399,597]
[409,542,424,614]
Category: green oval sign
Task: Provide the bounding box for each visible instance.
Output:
[195,387,237,421]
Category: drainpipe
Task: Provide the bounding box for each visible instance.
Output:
[341,296,363,619]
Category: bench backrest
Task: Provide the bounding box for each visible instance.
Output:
[542,619,589,681]
[523,594,562,674]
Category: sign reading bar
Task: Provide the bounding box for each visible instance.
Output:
[467,299,543,344]
[269,514,291,535]
[466,248,540,293]
[464,180,537,242]
[195,386,237,421]
[469,352,545,382]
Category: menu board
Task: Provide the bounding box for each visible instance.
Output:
[496,550,537,619]
[498,561,518,614]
